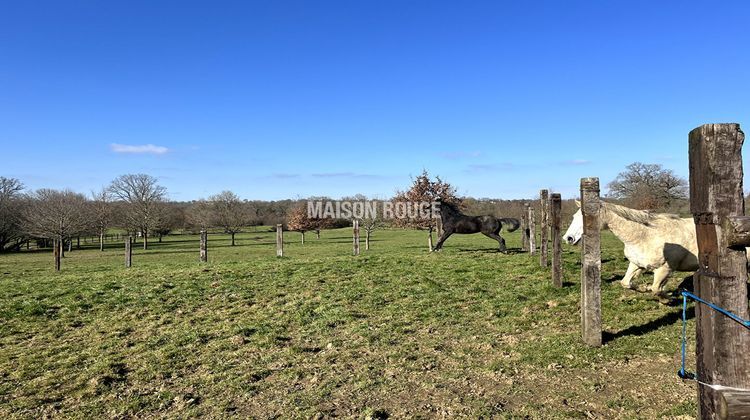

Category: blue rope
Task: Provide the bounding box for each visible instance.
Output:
[678,290,750,381]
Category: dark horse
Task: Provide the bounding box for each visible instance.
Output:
[434,200,520,252]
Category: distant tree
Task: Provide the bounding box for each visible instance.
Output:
[287,204,318,244]
[0,177,26,252]
[108,174,167,249]
[153,203,183,242]
[186,200,214,232]
[209,191,246,246]
[361,213,381,251]
[23,189,89,263]
[393,170,460,251]
[90,188,113,251]
[606,162,688,211]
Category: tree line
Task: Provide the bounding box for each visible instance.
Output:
[0,162,697,254]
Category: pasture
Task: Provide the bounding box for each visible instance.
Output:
[0,227,698,418]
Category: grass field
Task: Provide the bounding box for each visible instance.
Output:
[0,227,701,418]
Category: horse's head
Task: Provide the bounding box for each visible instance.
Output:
[563,201,583,245]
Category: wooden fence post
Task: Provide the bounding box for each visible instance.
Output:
[528,205,536,255]
[688,123,750,419]
[521,206,529,252]
[200,230,208,262]
[580,177,602,347]
[276,224,283,257]
[540,189,549,267]
[353,219,360,256]
[53,238,61,271]
[550,193,562,287]
[436,216,443,238]
[125,236,132,268]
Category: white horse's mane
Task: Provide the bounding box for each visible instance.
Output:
[601,202,683,226]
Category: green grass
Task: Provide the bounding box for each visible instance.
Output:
[0,227,700,418]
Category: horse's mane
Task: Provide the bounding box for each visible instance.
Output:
[602,202,682,226]
[439,200,461,213]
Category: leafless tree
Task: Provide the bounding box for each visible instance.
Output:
[209,191,246,246]
[90,188,113,251]
[108,174,167,250]
[0,177,26,252]
[361,215,380,251]
[186,200,214,232]
[153,202,183,242]
[23,189,89,265]
[606,162,688,211]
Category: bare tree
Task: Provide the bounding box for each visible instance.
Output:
[23,189,89,266]
[209,191,246,246]
[90,188,113,251]
[108,174,167,250]
[361,215,380,251]
[153,202,183,242]
[186,200,213,232]
[606,162,688,210]
[0,177,25,252]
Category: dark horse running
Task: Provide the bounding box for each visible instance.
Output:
[434,200,520,252]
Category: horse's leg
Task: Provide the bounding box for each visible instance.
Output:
[483,232,507,253]
[620,262,645,290]
[649,266,672,296]
[433,230,453,251]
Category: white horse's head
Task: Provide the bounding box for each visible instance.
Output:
[563,201,583,245]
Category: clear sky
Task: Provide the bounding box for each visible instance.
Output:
[2,1,749,201]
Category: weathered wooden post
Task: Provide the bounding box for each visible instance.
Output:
[550,193,562,287]
[353,219,360,256]
[53,238,61,271]
[521,206,529,252]
[580,177,602,347]
[436,216,443,238]
[688,123,750,419]
[200,230,208,262]
[276,224,283,257]
[125,236,132,268]
[540,189,549,267]
[528,205,536,255]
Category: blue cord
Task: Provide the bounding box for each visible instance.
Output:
[682,291,750,328]
[678,290,750,381]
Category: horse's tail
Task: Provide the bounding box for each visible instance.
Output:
[500,218,520,232]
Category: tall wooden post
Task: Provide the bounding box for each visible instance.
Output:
[550,193,562,287]
[276,224,283,257]
[436,216,444,238]
[200,230,208,262]
[53,238,61,271]
[540,189,549,267]
[580,177,602,347]
[353,219,360,256]
[528,205,536,255]
[125,236,132,268]
[521,205,529,252]
[688,123,750,419]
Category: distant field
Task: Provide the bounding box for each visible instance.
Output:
[0,227,699,418]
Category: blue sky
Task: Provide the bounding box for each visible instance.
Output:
[1,1,749,201]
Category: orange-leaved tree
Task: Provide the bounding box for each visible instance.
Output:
[392,170,460,251]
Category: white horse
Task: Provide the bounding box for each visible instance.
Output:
[563,201,698,295]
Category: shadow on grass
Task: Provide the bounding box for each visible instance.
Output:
[455,247,525,255]
[603,306,695,344]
